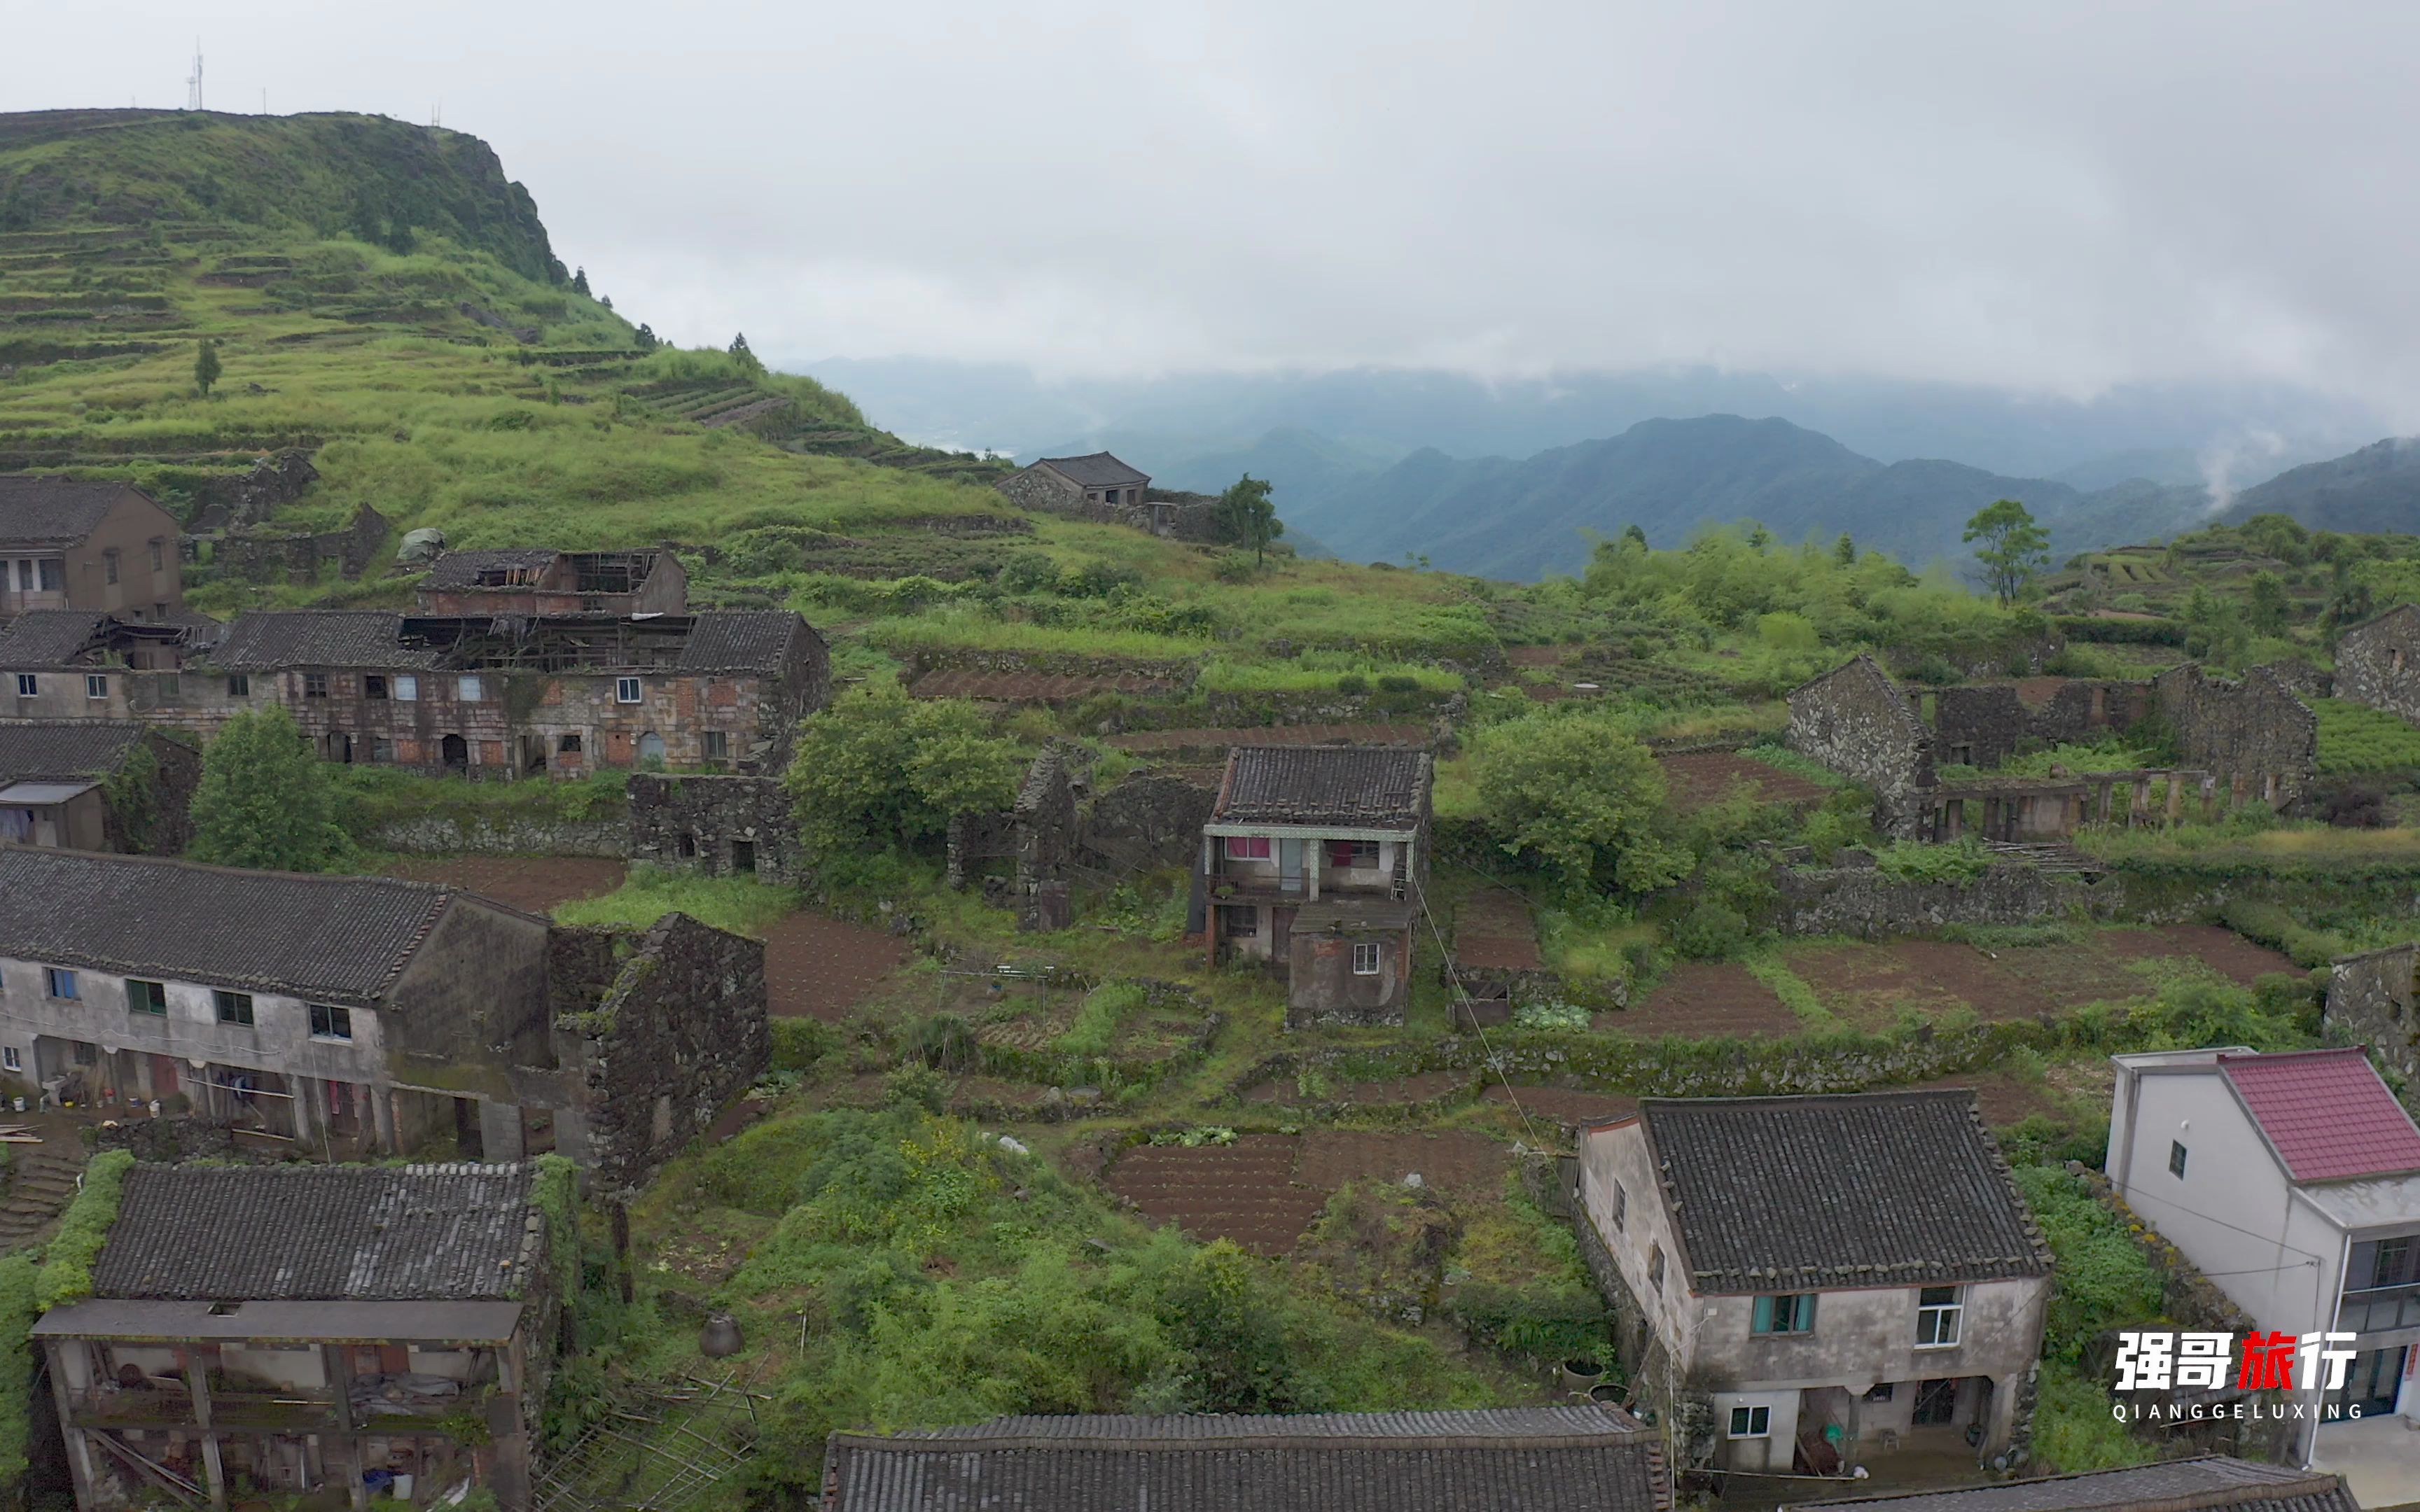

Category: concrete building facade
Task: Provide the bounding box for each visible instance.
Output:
[0,477,185,622]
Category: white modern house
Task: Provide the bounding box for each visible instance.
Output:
[1578,1091,2053,1478]
[2108,1046,2420,1460]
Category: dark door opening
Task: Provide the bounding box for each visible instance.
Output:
[731,839,757,874]
[441,733,469,772]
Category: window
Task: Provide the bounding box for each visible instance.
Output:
[1326,839,1381,870]
[1752,1294,1817,1335]
[702,730,728,760]
[371,738,395,763]
[1220,904,1259,938]
[85,673,107,699]
[158,672,180,699]
[149,540,165,573]
[616,676,643,704]
[103,550,119,585]
[1916,1286,1963,1348]
[37,560,62,591]
[1350,941,1384,976]
[13,674,32,697]
[1648,1244,1665,1294]
[309,1004,352,1040]
[127,979,167,1016]
[392,674,417,701]
[365,675,389,699]
[1727,1406,1771,1438]
[559,733,583,754]
[213,990,255,1027]
[2169,1141,2188,1179]
[13,561,27,589]
[303,673,329,699]
[1223,836,1272,861]
[458,675,483,701]
[1,1048,16,1073]
[1611,1181,1627,1231]
[226,673,249,697]
[44,968,78,1000]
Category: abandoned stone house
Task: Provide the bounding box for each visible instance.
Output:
[0,611,209,721]
[412,545,688,617]
[0,477,185,622]
[2335,602,2420,728]
[148,608,828,776]
[1578,1091,2052,1480]
[36,1161,562,1511]
[0,848,768,1191]
[1788,654,2321,841]
[1202,745,1431,1027]
[821,1406,1672,1512]
[2326,941,2420,1103]
[0,720,199,853]
[626,771,805,883]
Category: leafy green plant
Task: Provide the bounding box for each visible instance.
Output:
[36,1149,135,1310]
[190,706,352,872]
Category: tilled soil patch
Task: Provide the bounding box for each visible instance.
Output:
[1606,962,1800,1038]
[1242,1070,1469,1106]
[1295,1130,1508,1196]
[1658,752,1830,812]
[376,855,625,916]
[1483,1084,1638,1132]
[763,911,911,1019]
[1105,1135,1327,1254]
[2100,924,2295,984]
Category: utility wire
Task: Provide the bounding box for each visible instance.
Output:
[1408,872,1548,1152]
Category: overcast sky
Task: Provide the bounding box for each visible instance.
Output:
[12,2,2420,414]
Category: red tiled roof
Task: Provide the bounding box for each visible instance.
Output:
[2219,1049,2420,1183]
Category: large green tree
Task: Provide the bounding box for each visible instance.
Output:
[193,338,221,397]
[1215,475,1283,564]
[784,685,1027,854]
[1963,498,2050,608]
[1470,711,1688,895]
[189,706,350,872]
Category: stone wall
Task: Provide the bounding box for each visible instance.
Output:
[1083,770,1218,874]
[627,772,804,881]
[375,812,630,857]
[2152,663,2318,811]
[205,501,393,582]
[2326,943,2420,1097]
[2334,604,2420,727]
[104,728,202,855]
[1787,655,1934,838]
[186,447,320,531]
[1770,862,2124,939]
[1933,680,2155,769]
[551,912,770,1198]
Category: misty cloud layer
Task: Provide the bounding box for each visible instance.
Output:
[15,1,2420,417]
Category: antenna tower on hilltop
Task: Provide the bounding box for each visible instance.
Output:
[186,41,204,111]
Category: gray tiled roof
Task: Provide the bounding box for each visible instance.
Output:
[1783,1455,2354,1512]
[92,1163,542,1301]
[0,476,156,547]
[827,1408,1668,1512]
[0,610,110,666]
[0,720,147,785]
[418,547,566,589]
[674,611,811,673]
[1638,1091,2052,1294]
[0,848,473,1003]
[1036,452,1148,488]
[1212,746,1431,830]
[209,610,438,670]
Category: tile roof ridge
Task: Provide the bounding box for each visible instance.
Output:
[0,843,461,895]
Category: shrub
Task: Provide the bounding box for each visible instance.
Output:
[36,1149,134,1310]
[1335,673,1370,695]
[1669,901,1749,960]
[770,1017,842,1074]
[1376,674,1420,694]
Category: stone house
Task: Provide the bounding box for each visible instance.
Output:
[1782,1455,2358,1512]
[999,451,1150,513]
[0,848,767,1188]
[2334,603,2420,728]
[0,720,200,853]
[1578,1091,2052,1478]
[821,1406,1671,1512]
[2106,1046,2420,1459]
[2328,942,2420,1098]
[412,545,688,617]
[0,612,200,721]
[2150,662,2321,812]
[143,609,827,777]
[627,771,805,883]
[1202,746,1431,1026]
[35,1161,562,1511]
[1931,680,2155,771]
[0,477,185,622]
[1786,656,1935,839]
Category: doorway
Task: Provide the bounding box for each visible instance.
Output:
[637,731,667,765]
[731,839,756,875]
[1279,838,1306,894]
[2337,1347,2407,1418]
[440,734,469,772]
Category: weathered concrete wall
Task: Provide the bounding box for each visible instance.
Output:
[2153,663,2318,810]
[627,772,803,881]
[2327,943,2420,1098]
[2335,605,2420,727]
[1787,656,1934,838]
[552,912,770,1198]
[1287,927,1411,1028]
[384,897,555,1094]
[1771,863,2124,939]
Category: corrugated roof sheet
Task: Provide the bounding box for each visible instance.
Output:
[1212,746,1431,830]
[2220,1047,2420,1182]
[417,547,567,589]
[826,1408,1668,1512]
[210,610,438,670]
[1036,452,1149,487]
[0,848,469,1002]
[0,610,111,666]
[0,476,155,547]
[1783,1455,2352,1511]
[0,720,146,785]
[92,1163,542,1301]
[1637,1091,2052,1293]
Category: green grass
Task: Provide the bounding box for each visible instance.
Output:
[552,866,802,937]
[2311,697,2420,775]
[1197,654,1464,694]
